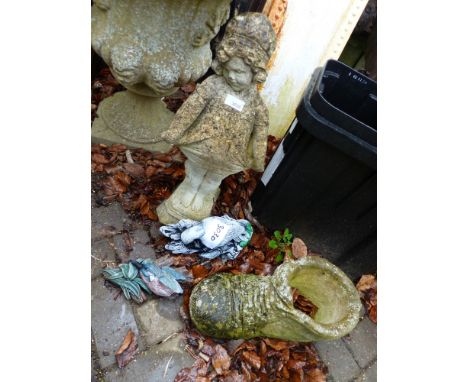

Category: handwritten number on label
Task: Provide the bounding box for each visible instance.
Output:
[211,224,225,241]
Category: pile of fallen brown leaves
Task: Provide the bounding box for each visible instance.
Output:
[163,82,197,112]
[175,330,327,382]
[91,67,124,120]
[92,144,186,220]
[292,289,319,319]
[356,274,377,324]
[91,136,280,223]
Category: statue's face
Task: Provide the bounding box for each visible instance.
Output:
[223,56,253,91]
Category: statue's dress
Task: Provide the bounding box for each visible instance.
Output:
[170,75,269,176]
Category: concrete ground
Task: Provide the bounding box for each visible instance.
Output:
[91,199,377,382]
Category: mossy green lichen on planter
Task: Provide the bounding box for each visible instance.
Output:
[189,256,362,342]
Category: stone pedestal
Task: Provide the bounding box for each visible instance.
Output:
[91,0,231,151]
[92,91,173,152]
[156,185,220,224]
[156,155,225,224]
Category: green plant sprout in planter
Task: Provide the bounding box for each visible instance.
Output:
[269,228,293,263]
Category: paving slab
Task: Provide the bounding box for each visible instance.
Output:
[92,239,118,279]
[342,317,377,368]
[105,333,194,382]
[129,243,156,260]
[354,360,377,382]
[92,202,130,241]
[112,234,130,260]
[133,229,150,245]
[92,279,142,369]
[92,335,101,381]
[133,297,185,346]
[314,339,361,382]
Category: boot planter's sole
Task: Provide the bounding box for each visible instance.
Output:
[189,256,362,342]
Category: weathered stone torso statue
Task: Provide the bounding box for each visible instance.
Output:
[157,13,276,224]
[91,0,231,152]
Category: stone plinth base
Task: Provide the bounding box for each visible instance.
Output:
[156,185,220,224]
[92,90,174,153]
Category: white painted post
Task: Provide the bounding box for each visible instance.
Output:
[261,0,369,137]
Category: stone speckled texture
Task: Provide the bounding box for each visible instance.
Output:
[92,96,173,151]
[129,243,155,261]
[104,334,193,382]
[190,256,362,342]
[92,239,118,279]
[315,339,361,382]
[157,13,276,224]
[133,297,184,346]
[91,279,141,369]
[91,0,231,148]
[342,317,377,368]
[354,360,377,382]
[91,201,129,241]
[132,229,150,245]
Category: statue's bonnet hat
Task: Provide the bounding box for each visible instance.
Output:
[221,12,276,69]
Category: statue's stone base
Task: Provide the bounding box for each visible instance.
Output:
[92,90,174,153]
[156,183,220,224]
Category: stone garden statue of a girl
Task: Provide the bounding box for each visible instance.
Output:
[156,13,276,224]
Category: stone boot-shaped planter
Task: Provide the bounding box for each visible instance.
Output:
[91,0,231,152]
[190,256,362,342]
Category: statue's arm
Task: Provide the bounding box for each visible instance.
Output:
[161,81,211,143]
[250,99,269,172]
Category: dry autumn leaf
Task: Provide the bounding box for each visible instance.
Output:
[191,264,209,280]
[107,144,127,153]
[140,200,157,220]
[262,338,289,351]
[114,171,132,186]
[174,358,209,382]
[92,153,113,164]
[123,162,145,178]
[356,274,377,324]
[356,274,377,292]
[368,304,377,324]
[292,237,308,259]
[115,330,138,368]
[241,351,261,370]
[212,344,231,375]
[292,288,319,318]
[145,165,158,177]
[220,370,245,382]
[304,367,327,382]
